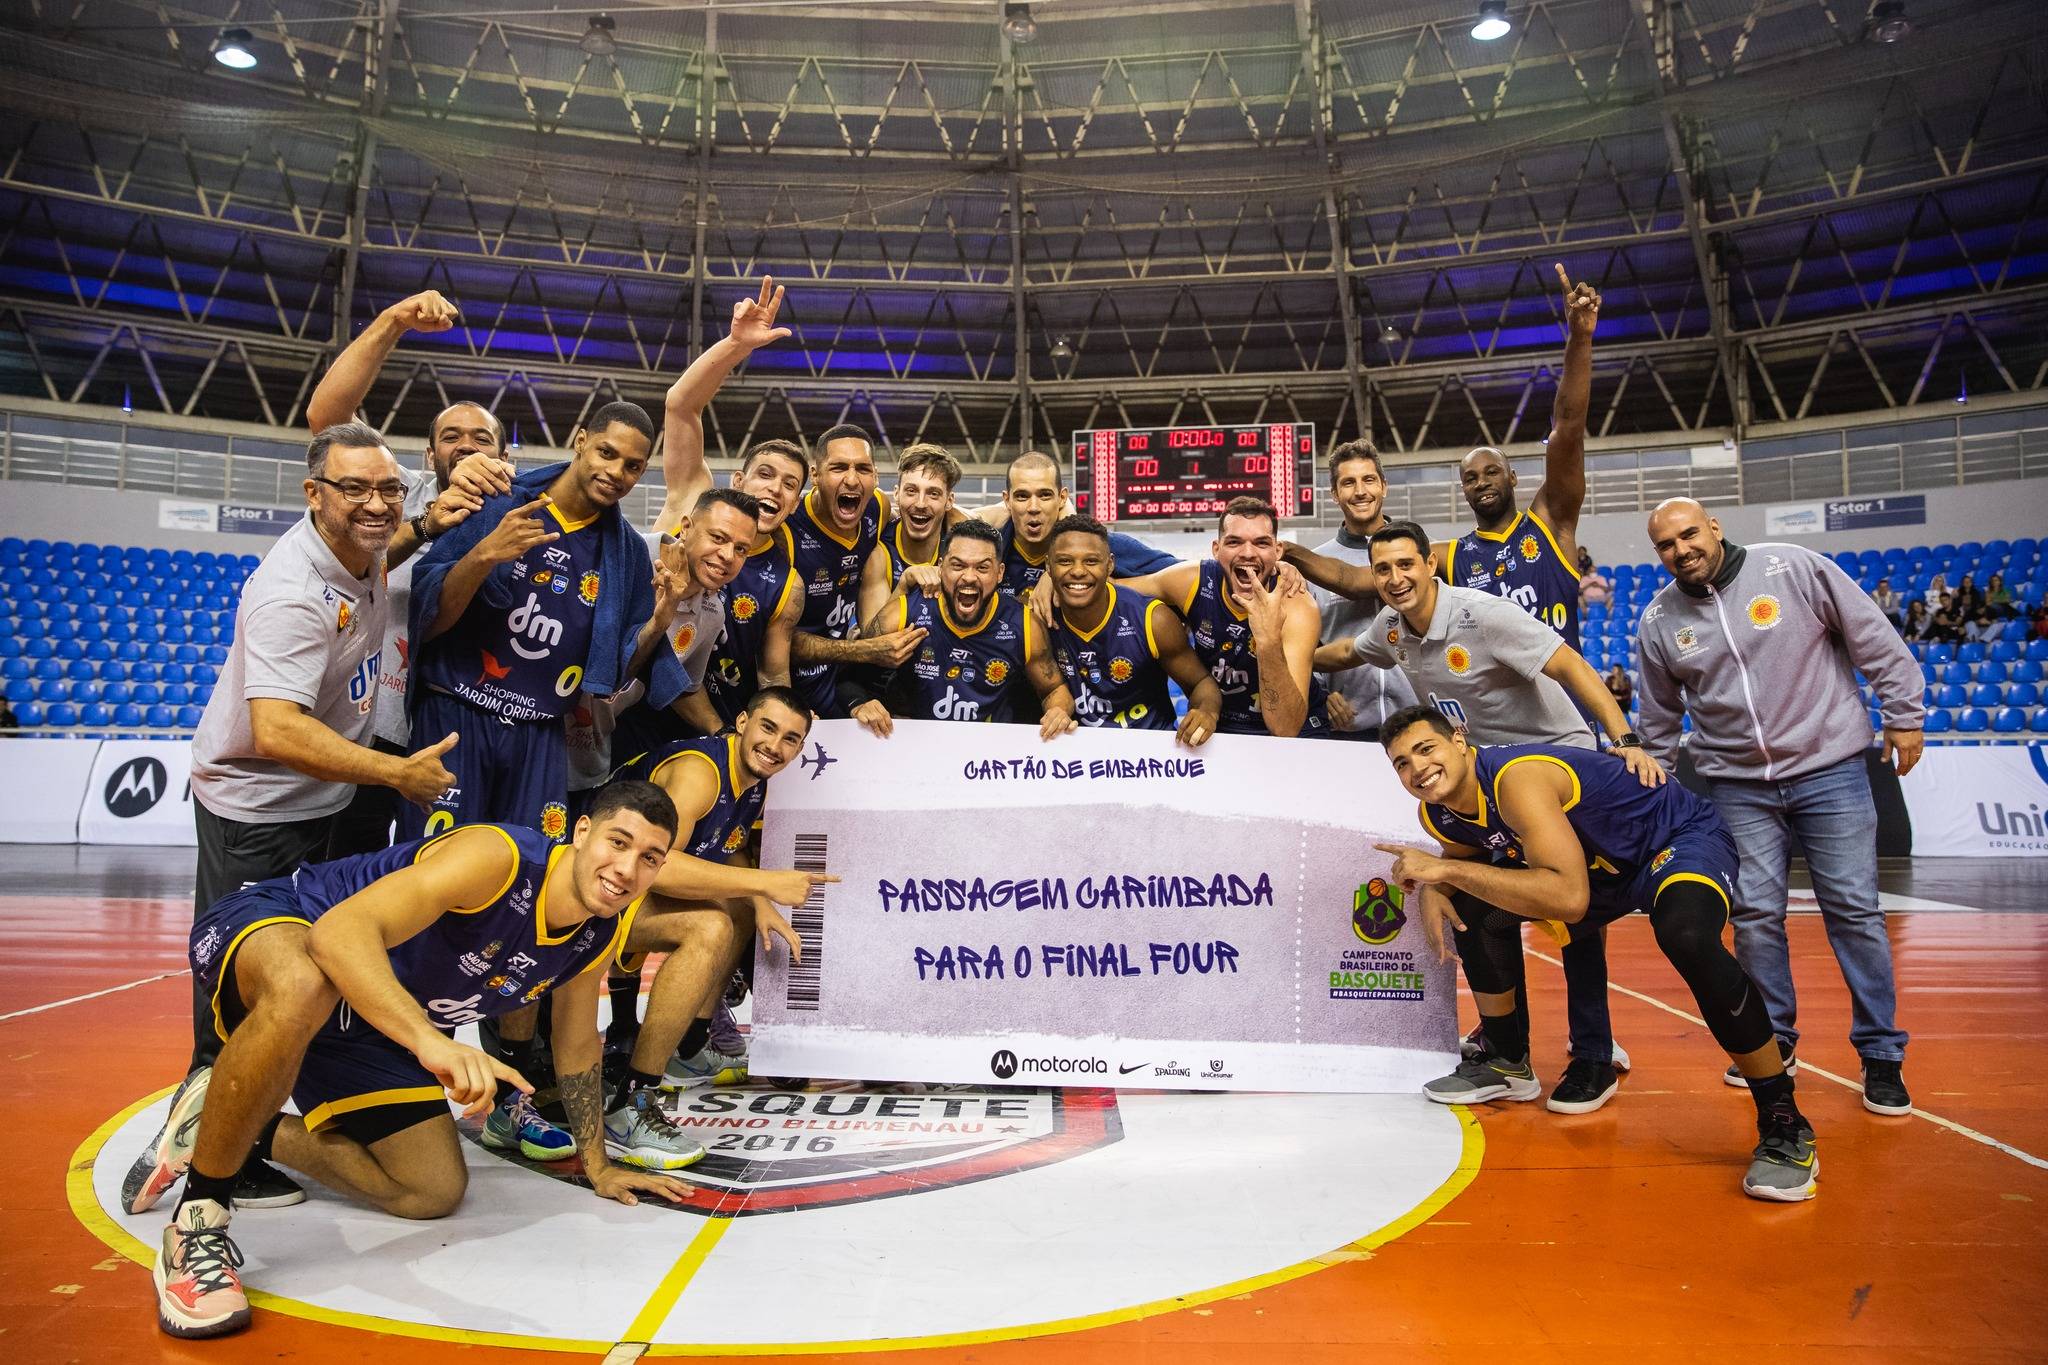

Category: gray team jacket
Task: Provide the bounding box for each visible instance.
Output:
[1635,540,1924,782]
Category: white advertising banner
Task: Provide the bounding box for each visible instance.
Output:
[78,739,198,845]
[752,719,1458,1093]
[0,738,101,842]
[1902,744,2048,857]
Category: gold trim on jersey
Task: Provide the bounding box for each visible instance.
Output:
[1062,585,1120,643]
[650,747,725,829]
[891,520,937,569]
[535,844,587,946]
[1524,507,1571,566]
[594,893,645,977]
[414,824,522,914]
[545,502,600,534]
[1141,597,1162,658]
[303,1085,449,1135]
[1492,752,1582,814]
[798,487,882,551]
[939,594,1000,639]
[1470,510,1522,544]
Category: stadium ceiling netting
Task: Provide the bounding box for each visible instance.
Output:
[1,0,2043,460]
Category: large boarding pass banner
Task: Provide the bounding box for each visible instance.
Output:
[753,719,1457,1093]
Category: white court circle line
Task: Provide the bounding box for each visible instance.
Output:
[0,968,188,1023]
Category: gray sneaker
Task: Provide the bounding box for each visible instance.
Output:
[708,1002,748,1060]
[1742,1111,1819,1202]
[123,1066,211,1215]
[1423,1054,1541,1105]
[604,1089,706,1171]
[665,1041,748,1088]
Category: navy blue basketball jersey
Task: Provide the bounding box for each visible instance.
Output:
[1180,560,1328,736]
[1050,586,1175,731]
[615,733,763,862]
[1420,742,1718,879]
[878,518,937,586]
[271,824,632,1029]
[998,525,1051,600]
[789,487,885,716]
[892,589,1035,723]
[415,506,604,722]
[1444,509,1581,653]
[705,524,797,726]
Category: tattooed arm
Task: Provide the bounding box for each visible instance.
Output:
[547,965,694,1206]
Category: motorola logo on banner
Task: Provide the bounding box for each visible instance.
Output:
[989,1050,1019,1080]
[105,757,169,818]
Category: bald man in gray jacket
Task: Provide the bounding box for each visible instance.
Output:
[1637,499,1923,1117]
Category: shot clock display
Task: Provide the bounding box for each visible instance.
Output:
[1070,424,1316,523]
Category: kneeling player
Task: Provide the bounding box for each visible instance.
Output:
[130,784,690,1339]
[603,688,834,1143]
[844,520,1077,738]
[1372,705,1817,1203]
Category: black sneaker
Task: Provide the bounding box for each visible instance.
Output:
[1546,1057,1620,1114]
[232,1158,304,1210]
[1860,1058,1911,1115]
[1723,1038,1798,1088]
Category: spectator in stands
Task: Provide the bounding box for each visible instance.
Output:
[1578,556,1611,609]
[1926,571,1949,599]
[1964,607,2000,644]
[125,421,463,1210]
[2034,604,2048,640]
[1953,572,1982,621]
[1928,593,1963,643]
[1603,664,1632,711]
[0,697,14,729]
[1639,498,1921,1116]
[1869,577,1901,624]
[1985,571,2015,619]
[1901,599,1931,640]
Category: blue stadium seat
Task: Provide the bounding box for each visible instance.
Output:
[1923,707,1953,733]
[36,679,69,703]
[2034,709,2048,734]
[1993,707,2028,733]
[1978,661,2008,684]
[160,683,193,706]
[2005,621,2030,642]
[129,682,161,705]
[175,705,203,728]
[3,679,33,706]
[85,639,113,662]
[192,662,218,685]
[2030,639,2048,663]
[1935,683,1967,707]
[9,700,40,727]
[113,702,144,728]
[1969,682,2003,708]
[32,658,63,681]
[66,659,95,682]
[174,643,201,664]
[55,640,85,661]
[144,642,171,663]
[1958,641,1985,664]
[127,661,159,684]
[2007,682,2040,708]
[192,683,214,708]
[101,681,132,705]
[0,658,26,681]
[116,641,143,662]
[145,704,176,728]
[46,702,79,727]
[1941,663,1971,685]
[82,701,113,727]
[1956,707,1990,733]
[2014,660,2044,684]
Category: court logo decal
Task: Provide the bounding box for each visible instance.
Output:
[465,1079,1122,1217]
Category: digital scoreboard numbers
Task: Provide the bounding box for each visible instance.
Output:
[1071,424,1316,523]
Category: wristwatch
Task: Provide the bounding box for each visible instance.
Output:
[409,512,437,542]
[1612,731,1642,748]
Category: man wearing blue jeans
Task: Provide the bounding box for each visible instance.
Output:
[1635,499,1923,1114]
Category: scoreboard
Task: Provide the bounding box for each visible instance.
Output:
[1071,423,1316,523]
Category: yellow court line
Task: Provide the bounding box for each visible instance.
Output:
[70,1091,1485,1357]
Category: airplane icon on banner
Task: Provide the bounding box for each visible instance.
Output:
[799,741,838,781]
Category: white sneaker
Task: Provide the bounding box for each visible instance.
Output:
[154,1198,250,1338]
[604,1089,706,1171]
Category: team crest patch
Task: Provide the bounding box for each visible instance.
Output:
[1747,595,1782,630]
[1351,877,1406,946]
[1519,534,1541,562]
[985,658,1010,686]
[1108,657,1134,684]
[335,600,352,633]
[732,593,759,623]
[1650,846,1675,873]
[1674,625,1697,650]
[723,824,748,854]
[540,801,569,841]
[579,571,601,604]
[671,623,697,656]
[1443,644,1472,675]
[1386,626,1400,645]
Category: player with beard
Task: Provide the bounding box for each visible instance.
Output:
[1115,498,1328,737]
[1279,440,1416,741]
[307,290,521,855]
[1043,513,1222,743]
[132,783,692,1339]
[978,451,1179,597]
[843,521,1078,738]
[858,442,962,632]
[601,687,833,1134]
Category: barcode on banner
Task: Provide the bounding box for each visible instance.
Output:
[785,833,828,1011]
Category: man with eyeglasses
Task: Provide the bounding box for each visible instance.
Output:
[125,421,467,1215]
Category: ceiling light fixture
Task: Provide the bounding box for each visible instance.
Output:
[1471,1,1512,42]
[580,13,618,57]
[1048,335,1074,362]
[213,27,258,70]
[1870,1,1911,43]
[1377,321,1402,346]
[1002,3,1038,46]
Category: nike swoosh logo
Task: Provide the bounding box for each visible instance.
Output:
[1118,1063,1149,1075]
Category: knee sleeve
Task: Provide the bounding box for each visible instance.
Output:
[1650,882,1772,1056]
[1449,892,1526,999]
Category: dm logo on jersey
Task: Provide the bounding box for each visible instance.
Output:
[1650,846,1675,873]
[1108,657,1135,684]
[985,658,1010,686]
[1747,594,1783,630]
[540,801,569,841]
[1351,877,1407,945]
[579,571,601,605]
[732,593,759,623]
[1519,534,1541,562]
[1443,644,1472,675]
[463,1078,1121,1217]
